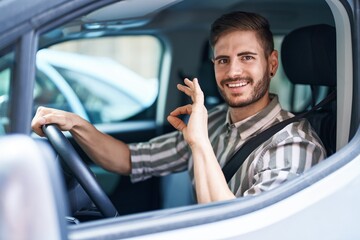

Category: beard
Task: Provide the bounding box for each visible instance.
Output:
[218,69,271,108]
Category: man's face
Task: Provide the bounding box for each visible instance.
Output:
[213,30,276,108]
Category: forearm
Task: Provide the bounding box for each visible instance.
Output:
[70,115,131,175]
[167,78,235,202]
[193,152,211,203]
[31,106,132,174]
[191,141,236,203]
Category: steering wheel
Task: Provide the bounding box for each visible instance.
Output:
[42,124,119,218]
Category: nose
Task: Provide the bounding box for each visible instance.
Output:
[227,59,242,78]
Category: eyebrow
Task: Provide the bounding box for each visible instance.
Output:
[214,51,258,61]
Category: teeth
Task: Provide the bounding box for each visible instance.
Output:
[228,82,248,88]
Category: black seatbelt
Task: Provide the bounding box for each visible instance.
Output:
[222,91,336,183]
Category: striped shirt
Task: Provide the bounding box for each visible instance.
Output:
[129,95,326,197]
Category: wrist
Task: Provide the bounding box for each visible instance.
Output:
[189,138,212,152]
[70,113,88,133]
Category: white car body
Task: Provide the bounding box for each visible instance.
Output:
[0,0,359,239]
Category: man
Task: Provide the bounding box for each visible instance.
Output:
[32,11,326,204]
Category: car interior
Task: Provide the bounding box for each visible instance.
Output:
[2,0,355,235]
[32,0,343,221]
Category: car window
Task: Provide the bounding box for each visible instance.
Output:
[34,66,73,113]
[0,49,15,135]
[36,36,161,124]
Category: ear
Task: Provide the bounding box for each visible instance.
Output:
[269,50,279,77]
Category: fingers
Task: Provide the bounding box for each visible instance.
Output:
[167,104,192,131]
[31,107,48,136]
[31,106,73,137]
[167,115,186,131]
[169,105,192,116]
[176,78,193,99]
[177,78,204,104]
[169,78,206,134]
[192,78,204,105]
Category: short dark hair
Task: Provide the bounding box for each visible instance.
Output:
[210,11,274,57]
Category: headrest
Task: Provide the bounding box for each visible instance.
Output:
[281,24,336,87]
[198,41,223,107]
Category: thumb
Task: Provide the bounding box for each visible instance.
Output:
[167,115,186,131]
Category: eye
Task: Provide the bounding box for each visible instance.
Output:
[242,55,255,61]
[216,58,228,65]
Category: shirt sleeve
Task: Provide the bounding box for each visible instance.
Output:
[129,130,190,183]
[243,122,326,196]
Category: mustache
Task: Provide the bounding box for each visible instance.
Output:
[220,76,253,85]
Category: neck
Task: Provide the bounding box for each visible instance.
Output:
[229,94,271,123]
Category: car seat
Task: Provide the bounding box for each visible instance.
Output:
[281,24,337,155]
[197,41,224,110]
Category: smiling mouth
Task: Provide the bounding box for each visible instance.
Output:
[226,80,250,88]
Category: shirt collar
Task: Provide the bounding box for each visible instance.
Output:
[225,94,283,140]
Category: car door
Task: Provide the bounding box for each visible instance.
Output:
[0,0,167,215]
[68,0,360,238]
[2,0,360,239]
